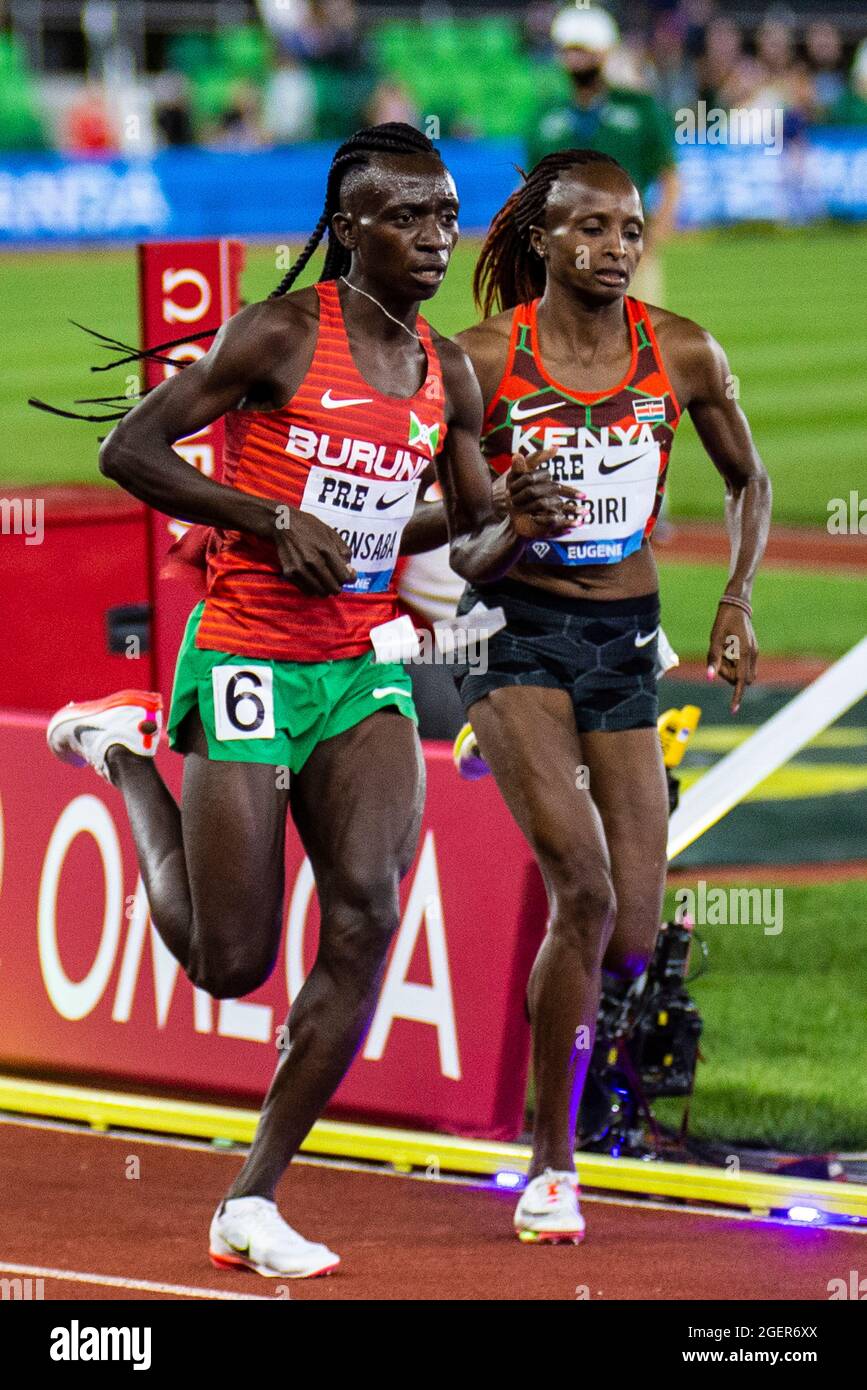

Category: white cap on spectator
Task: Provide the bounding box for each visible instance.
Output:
[551,5,620,53]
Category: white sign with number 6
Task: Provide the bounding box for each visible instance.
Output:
[212,665,276,740]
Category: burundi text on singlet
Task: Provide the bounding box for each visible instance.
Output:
[195,279,448,663]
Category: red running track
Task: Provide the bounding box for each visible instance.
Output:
[1,1118,863,1301]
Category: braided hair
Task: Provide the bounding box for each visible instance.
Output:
[473,149,633,319]
[269,121,442,297]
[29,123,443,424]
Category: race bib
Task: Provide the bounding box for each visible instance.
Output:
[531,439,660,566]
[212,665,276,741]
[299,466,420,593]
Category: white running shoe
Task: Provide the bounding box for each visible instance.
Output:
[46,689,163,783]
[453,722,490,781]
[209,1196,340,1279]
[514,1170,586,1244]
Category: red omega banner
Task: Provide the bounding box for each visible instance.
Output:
[0,718,545,1140]
[138,240,244,694]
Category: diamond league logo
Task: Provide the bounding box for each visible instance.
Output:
[531,542,550,558]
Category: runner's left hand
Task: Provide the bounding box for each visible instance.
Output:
[504,449,588,540]
[707,604,758,715]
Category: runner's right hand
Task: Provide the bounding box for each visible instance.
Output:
[271,507,357,596]
[505,449,588,540]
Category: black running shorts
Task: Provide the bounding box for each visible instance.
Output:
[456,578,661,733]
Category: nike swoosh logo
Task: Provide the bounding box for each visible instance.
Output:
[598,449,656,475]
[372,687,413,699]
[376,491,411,511]
[321,390,374,409]
[635,627,659,648]
[510,397,568,422]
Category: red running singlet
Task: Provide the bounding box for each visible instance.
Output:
[480,296,681,567]
[195,280,448,662]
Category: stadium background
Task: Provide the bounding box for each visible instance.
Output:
[0,0,865,1164]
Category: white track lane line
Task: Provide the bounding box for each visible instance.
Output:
[0,1261,270,1301]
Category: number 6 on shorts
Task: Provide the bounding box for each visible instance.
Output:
[212,665,276,741]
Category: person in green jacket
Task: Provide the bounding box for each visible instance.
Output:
[529,5,679,305]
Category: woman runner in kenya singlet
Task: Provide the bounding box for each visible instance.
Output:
[449,149,771,1241]
[479,291,678,571]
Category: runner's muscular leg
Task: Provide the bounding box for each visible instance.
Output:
[105,708,291,997]
[226,709,425,1201]
[468,687,616,1178]
[580,728,669,981]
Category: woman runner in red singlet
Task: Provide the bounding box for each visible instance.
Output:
[408,149,771,1242]
[45,125,577,1278]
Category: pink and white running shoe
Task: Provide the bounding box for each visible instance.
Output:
[514,1169,586,1244]
[47,689,163,782]
[209,1197,340,1279]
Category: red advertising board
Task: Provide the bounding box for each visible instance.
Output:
[0,717,544,1140]
[0,486,153,711]
[137,240,244,695]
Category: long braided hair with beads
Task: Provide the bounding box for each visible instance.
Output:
[473,149,633,320]
[29,123,443,424]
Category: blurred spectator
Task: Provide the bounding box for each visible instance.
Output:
[606,28,652,92]
[524,2,558,60]
[202,81,264,152]
[154,74,195,148]
[805,21,846,118]
[262,50,316,144]
[282,0,361,72]
[64,82,117,154]
[648,15,698,114]
[364,79,418,130]
[752,19,813,139]
[681,0,719,61]
[697,18,759,108]
[753,19,800,105]
[257,0,309,46]
[530,6,679,305]
[824,40,867,127]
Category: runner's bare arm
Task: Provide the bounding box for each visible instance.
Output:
[99,302,295,535]
[664,316,773,711]
[397,455,515,555]
[431,342,519,581]
[398,464,453,556]
[99,299,355,596]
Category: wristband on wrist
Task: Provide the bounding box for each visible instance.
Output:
[719,594,753,618]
